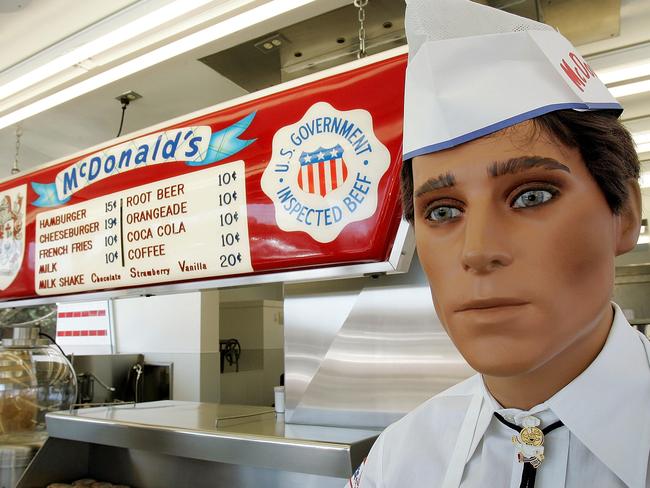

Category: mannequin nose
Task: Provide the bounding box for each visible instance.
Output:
[460,212,513,274]
[461,250,512,273]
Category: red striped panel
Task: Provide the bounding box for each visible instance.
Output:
[330,160,338,190]
[57,309,107,318]
[56,329,108,337]
[318,162,327,197]
[307,164,315,194]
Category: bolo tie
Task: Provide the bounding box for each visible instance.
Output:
[494,412,564,488]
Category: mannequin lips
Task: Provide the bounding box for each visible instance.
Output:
[456,298,529,312]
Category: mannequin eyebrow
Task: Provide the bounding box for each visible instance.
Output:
[414,172,456,197]
[488,156,570,177]
[414,156,570,198]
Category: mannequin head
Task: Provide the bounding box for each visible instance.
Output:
[404,110,641,377]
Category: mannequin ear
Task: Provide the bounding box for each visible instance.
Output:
[615,179,642,255]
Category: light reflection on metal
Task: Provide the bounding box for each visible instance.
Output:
[284,255,474,429]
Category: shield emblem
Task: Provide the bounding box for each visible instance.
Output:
[297,144,348,197]
[0,185,26,290]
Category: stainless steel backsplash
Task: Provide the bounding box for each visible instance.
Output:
[284,254,475,429]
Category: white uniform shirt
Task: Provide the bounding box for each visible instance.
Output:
[349,304,650,488]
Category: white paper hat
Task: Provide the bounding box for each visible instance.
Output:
[403,0,622,161]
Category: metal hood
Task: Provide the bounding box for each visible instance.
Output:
[199,0,621,93]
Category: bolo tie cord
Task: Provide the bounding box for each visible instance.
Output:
[493,412,565,488]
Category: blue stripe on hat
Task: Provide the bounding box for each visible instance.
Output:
[402,101,622,161]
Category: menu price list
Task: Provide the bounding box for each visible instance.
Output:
[35,161,252,295]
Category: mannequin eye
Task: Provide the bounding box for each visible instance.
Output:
[426,205,462,222]
[512,189,556,209]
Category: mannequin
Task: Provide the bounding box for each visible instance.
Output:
[348,1,646,487]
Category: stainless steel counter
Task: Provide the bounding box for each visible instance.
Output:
[18,401,380,488]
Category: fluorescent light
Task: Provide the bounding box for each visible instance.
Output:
[609,78,650,98]
[635,131,650,145]
[634,131,650,155]
[640,172,650,188]
[597,61,650,85]
[594,56,650,98]
[0,0,225,102]
[0,0,315,131]
[639,217,650,245]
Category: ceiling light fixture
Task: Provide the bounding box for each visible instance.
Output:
[0,0,226,103]
[639,172,650,189]
[597,61,650,85]
[639,219,649,244]
[634,130,650,155]
[0,0,316,131]
[608,78,650,99]
[592,45,650,99]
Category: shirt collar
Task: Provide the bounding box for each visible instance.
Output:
[467,304,650,487]
[546,303,650,487]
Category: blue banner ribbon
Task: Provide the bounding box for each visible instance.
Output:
[186,112,257,166]
[31,112,257,208]
[31,182,71,208]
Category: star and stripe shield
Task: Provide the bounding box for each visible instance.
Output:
[297,144,348,197]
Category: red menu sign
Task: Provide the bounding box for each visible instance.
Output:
[0,50,407,300]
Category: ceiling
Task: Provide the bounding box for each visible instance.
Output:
[0,0,649,178]
[0,0,139,72]
[0,0,351,173]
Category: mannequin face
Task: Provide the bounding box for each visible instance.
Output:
[412,122,630,377]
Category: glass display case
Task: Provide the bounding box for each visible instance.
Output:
[0,322,76,487]
[0,324,77,442]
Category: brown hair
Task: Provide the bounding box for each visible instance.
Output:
[400,109,640,223]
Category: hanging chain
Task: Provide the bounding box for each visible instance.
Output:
[12,124,22,175]
[354,0,368,59]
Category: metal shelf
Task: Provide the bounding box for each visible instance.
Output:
[19,401,380,488]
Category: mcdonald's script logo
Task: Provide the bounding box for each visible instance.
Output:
[261,102,390,243]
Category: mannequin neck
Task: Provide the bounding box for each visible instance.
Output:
[482,304,614,410]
